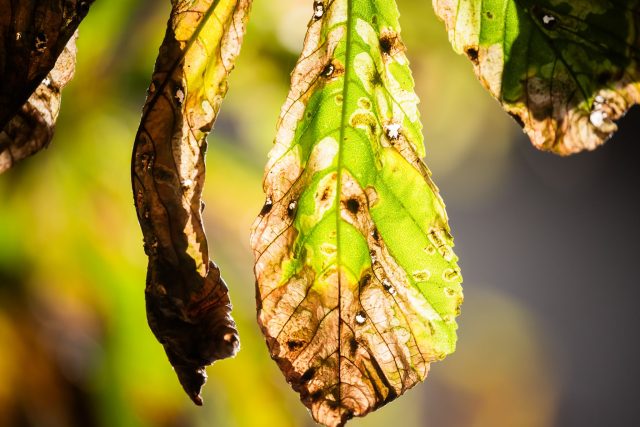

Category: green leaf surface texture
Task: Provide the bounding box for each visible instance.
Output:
[251,1,463,425]
[434,0,640,154]
[131,0,251,405]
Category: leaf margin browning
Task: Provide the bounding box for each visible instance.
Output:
[433,0,640,155]
[0,0,94,130]
[251,1,463,426]
[0,32,77,173]
[131,0,251,405]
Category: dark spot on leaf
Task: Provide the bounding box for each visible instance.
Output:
[359,273,371,289]
[486,11,493,19]
[379,32,398,55]
[321,63,334,78]
[508,112,525,128]
[310,390,323,401]
[287,340,305,351]
[346,198,359,213]
[78,1,90,15]
[287,200,297,217]
[598,71,612,85]
[153,165,174,182]
[371,227,379,241]
[35,32,47,53]
[327,400,339,409]
[300,367,316,383]
[320,187,331,201]
[260,197,273,215]
[464,46,479,65]
[371,69,383,86]
[349,337,358,355]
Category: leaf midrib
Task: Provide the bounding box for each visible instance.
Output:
[335,0,355,406]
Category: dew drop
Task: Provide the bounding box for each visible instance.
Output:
[355,311,366,324]
[385,123,401,140]
[288,200,297,211]
[313,1,324,19]
[15,32,22,41]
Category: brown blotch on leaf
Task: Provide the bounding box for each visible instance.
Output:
[349,337,359,355]
[287,340,305,351]
[359,273,371,289]
[346,198,360,214]
[464,46,479,65]
[379,30,404,57]
[300,367,316,383]
[259,197,273,215]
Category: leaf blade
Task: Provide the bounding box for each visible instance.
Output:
[131,0,251,404]
[251,1,463,425]
[434,0,640,154]
[0,33,77,173]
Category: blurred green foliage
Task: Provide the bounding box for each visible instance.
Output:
[0,1,560,426]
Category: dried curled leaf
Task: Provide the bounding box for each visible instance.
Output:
[0,0,93,129]
[131,0,251,404]
[251,1,463,425]
[0,33,77,173]
[434,0,640,155]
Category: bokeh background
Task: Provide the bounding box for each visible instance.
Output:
[1,1,639,426]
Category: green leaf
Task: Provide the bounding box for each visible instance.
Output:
[250,1,463,425]
[131,0,251,405]
[434,0,640,154]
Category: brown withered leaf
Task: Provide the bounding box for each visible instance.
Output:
[0,0,93,130]
[131,0,251,405]
[0,33,77,173]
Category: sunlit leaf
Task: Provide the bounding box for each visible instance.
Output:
[434,0,640,155]
[0,34,76,173]
[0,0,93,129]
[131,0,251,405]
[250,1,463,425]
